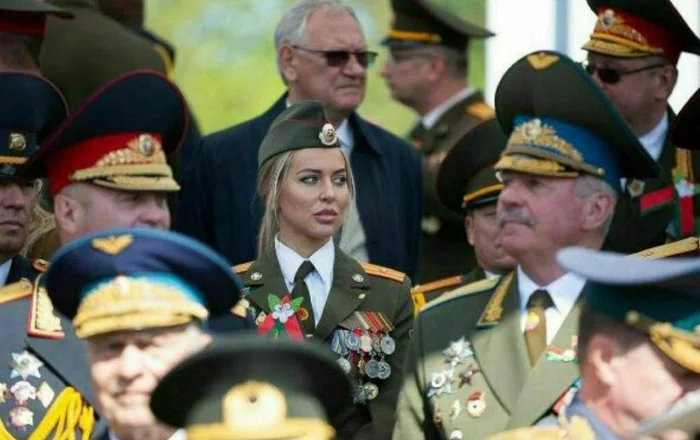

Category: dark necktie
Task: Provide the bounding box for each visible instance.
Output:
[524,289,554,365]
[292,260,316,335]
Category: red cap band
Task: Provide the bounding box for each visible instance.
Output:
[46,132,163,196]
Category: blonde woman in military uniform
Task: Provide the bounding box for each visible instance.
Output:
[234,101,413,440]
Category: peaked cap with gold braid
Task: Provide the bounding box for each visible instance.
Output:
[45,228,244,338]
[382,0,493,51]
[20,70,187,196]
[437,119,507,214]
[150,335,351,440]
[0,72,67,178]
[558,247,700,375]
[582,0,700,65]
[494,50,659,190]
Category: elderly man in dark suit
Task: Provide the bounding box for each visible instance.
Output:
[176,0,422,279]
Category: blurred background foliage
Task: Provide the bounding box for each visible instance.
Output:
[146,0,486,136]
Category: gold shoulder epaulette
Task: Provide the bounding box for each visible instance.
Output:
[466,101,495,120]
[360,262,406,283]
[420,276,499,314]
[632,237,699,259]
[33,259,49,273]
[411,275,463,295]
[232,261,253,274]
[0,279,33,305]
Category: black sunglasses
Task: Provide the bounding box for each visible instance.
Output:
[292,45,378,68]
[581,61,667,85]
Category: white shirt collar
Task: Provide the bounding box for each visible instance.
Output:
[517,266,585,313]
[0,259,13,286]
[421,86,476,129]
[336,119,354,155]
[638,112,668,162]
[275,236,335,288]
[484,270,500,280]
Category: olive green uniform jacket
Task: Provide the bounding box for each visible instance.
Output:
[393,272,582,440]
[236,248,414,440]
[411,92,495,283]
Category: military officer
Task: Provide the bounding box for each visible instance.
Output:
[19,70,185,246]
[410,120,515,311]
[392,50,660,440]
[526,247,700,440]
[151,334,353,440]
[45,227,245,440]
[0,72,102,438]
[234,101,413,440]
[381,0,495,283]
[581,0,700,253]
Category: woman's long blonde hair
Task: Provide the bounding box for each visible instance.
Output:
[256,149,356,256]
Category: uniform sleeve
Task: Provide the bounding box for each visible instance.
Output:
[363,277,414,440]
[392,311,440,440]
[175,137,215,246]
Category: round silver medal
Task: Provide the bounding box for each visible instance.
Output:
[364,359,380,379]
[337,358,352,374]
[346,333,361,352]
[380,335,396,355]
[377,360,392,380]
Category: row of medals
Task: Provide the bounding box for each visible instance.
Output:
[331,329,396,404]
[2,351,55,431]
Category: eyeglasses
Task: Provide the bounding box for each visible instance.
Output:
[292,45,378,68]
[580,61,668,85]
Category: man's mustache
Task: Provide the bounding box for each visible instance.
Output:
[497,209,534,228]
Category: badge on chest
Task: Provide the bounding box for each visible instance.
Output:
[330,311,395,404]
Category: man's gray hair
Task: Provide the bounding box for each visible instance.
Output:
[575,175,618,236]
[274,0,360,50]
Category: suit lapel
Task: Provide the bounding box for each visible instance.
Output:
[314,250,369,341]
[244,250,290,317]
[506,289,586,428]
[470,273,529,412]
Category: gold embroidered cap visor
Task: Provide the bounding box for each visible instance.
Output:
[45,228,245,338]
[493,51,659,189]
[150,335,352,440]
[18,70,188,196]
[437,119,507,214]
[581,0,700,65]
[558,247,700,375]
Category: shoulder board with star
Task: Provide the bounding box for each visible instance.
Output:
[632,237,699,259]
[359,262,406,284]
[419,276,500,314]
[0,278,33,305]
[465,101,495,121]
[232,261,253,275]
[411,275,464,296]
[33,258,49,273]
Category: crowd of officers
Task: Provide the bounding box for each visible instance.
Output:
[0,0,698,439]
